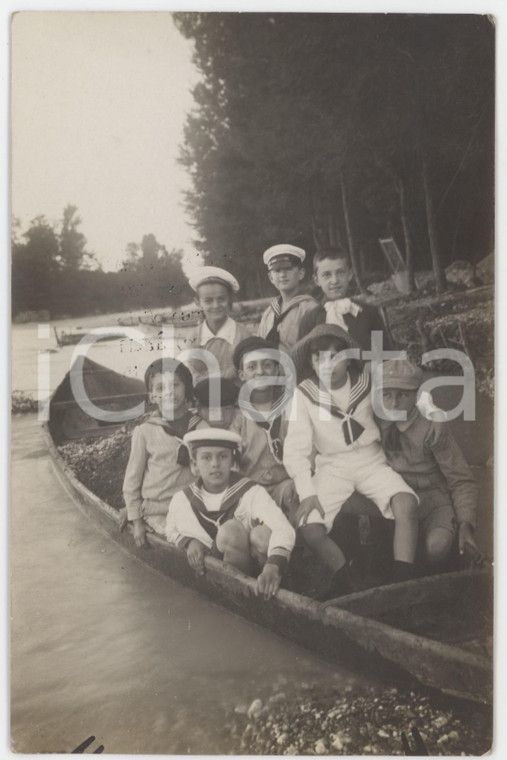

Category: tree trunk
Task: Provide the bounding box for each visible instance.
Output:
[397,177,416,293]
[328,213,336,247]
[340,172,366,295]
[359,246,367,280]
[421,157,446,293]
[311,216,322,251]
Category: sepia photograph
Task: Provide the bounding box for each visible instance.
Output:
[9,9,496,756]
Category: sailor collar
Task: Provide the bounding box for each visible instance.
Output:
[298,367,370,445]
[270,293,315,319]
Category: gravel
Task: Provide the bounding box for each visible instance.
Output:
[223,682,492,756]
[57,422,140,510]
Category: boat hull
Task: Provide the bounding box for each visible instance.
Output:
[42,422,492,704]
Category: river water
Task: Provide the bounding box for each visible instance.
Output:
[12,311,196,398]
[11,319,370,754]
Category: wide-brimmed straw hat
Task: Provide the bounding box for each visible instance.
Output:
[290,323,360,382]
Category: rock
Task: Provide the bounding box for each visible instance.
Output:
[331,734,343,751]
[284,745,296,755]
[433,715,449,728]
[268,691,286,705]
[378,729,389,738]
[314,739,327,754]
[247,699,264,720]
[276,733,288,745]
[445,260,478,289]
[476,252,494,285]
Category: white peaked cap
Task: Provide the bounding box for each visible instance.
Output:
[188,266,240,293]
[183,428,242,449]
[263,244,306,268]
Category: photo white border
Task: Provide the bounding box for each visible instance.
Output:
[3,2,505,758]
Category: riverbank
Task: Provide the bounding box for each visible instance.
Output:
[225,681,492,755]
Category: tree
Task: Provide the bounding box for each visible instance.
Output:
[175,13,494,296]
[122,242,141,272]
[58,204,96,270]
[120,234,193,308]
[12,215,59,314]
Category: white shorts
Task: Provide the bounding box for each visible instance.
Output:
[305,443,417,533]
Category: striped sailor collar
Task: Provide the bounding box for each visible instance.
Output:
[239,387,291,423]
[300,365,370,414]
[270,293,314,318]
[190,471,253,505]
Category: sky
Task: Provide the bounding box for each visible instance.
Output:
[11,12,201,272]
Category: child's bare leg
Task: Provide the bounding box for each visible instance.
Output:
[299,524,347,572]
[299,523,352,599]
[216,519,253,575]
[390,493,418,574]
[425,527,454,567]
[249,525,271,567]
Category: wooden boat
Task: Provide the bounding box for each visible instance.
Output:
[44,359,493,705]
[48,356,147,443]
[53,326,120,347]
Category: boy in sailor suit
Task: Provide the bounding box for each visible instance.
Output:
[123,359,204,547]
[183,266,252,384]
[165,429,296,600]
[230,336,299,515]
[257,244,317,351]
[284,324,418,599]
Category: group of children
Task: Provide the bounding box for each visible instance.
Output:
[122,243,481,601]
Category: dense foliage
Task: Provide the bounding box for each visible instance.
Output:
[175,13,494,297]
[11,209,193,319]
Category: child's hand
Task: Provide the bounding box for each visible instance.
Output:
[132,519,148,548]
[255,564,281,600]
[459,521,484,567]
[283,481,300,510]
[296,496,325,527]
[186,539,207,576]
[118,508,128,532]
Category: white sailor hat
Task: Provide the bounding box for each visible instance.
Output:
[183,428,242,450]
[263,244,306,270]
[188,266,240,293]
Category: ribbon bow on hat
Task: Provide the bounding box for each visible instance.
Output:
[324,299,361,332]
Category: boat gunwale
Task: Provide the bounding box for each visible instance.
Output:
[41,419,492,704]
